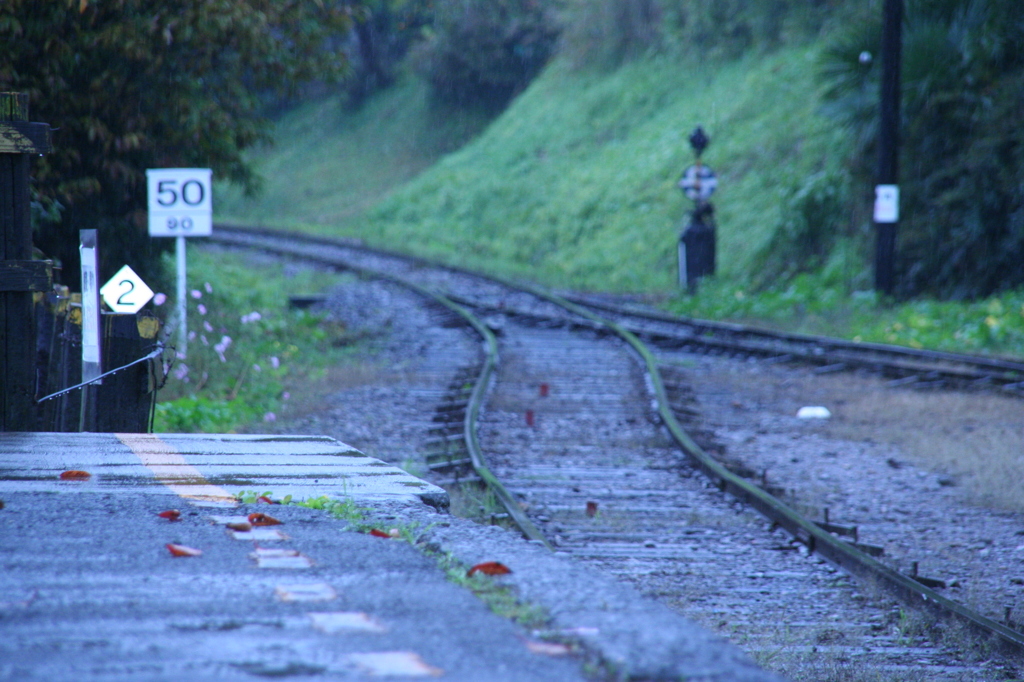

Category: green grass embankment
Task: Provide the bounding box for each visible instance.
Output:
[221,43,844,290]
[218,42,1024,359]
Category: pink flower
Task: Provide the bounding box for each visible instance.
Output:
[204,282,213,293]
[213,336,232,363]
[282,392,290,401]
[197,303,207,315]
[240,311,262,324]
[190,290,202,299]
[153,293,167,306]
[203,321,213,332]
[252,364,262,373]
[263,412,277,422]
[270,356,280,369]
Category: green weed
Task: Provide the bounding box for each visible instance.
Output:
[294,495,369,524]
[666,272,1024,358]
[432,550,548,630]
[153,248,356,433]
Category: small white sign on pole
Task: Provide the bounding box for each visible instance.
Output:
[100,265,154,314]
[874,184,900,223]
[147,168,213,357]
[80,230,102,384]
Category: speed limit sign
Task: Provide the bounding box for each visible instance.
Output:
[146,168,212,237]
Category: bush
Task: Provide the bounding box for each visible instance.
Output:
[558,0,661,69]
[749,171,850,289]
[659,0,835,58]
[414,0,561,107]
[152,249,345,433]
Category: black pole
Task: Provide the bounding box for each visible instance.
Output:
[874,0,902,295]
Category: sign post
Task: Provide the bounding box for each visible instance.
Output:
[146,168,212,357]
[79,229,101,431]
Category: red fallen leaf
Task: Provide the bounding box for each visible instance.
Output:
[59,470,91,480]
[369,529,391,538]
[226,521,252,532]
[247,513,282,527]
[467,561,511,577]
[524,639,572,656]
[256,496,277,504]
[585,501,598,518]
[166,543,202,557]
[158,510,182,521]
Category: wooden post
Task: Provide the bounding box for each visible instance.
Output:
[0,93,52,431]
[95,312,160,433]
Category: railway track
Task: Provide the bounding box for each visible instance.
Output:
[562,294,1024,395]
[210,225,1024,680]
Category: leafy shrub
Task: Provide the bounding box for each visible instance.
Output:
[659,0,835,58]
[749,171,850,289]
[558,0,662,69]
[156,396,255,433]
[414,0,561,107]
[344,0,436,105]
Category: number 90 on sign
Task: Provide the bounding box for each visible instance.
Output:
[146,168,213,237]
[165,216,197,231]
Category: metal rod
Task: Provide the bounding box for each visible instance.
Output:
[176,235,187,356]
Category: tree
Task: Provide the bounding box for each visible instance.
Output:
[346,0,435,105]
[415,0,561,108]
[819,0,1024,298]
[0,0,352,285]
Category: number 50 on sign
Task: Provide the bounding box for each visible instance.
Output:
[146,168,212,237]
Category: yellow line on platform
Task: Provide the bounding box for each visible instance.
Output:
[116,433,237,505]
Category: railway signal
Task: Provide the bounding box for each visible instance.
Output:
[677,126,717,291]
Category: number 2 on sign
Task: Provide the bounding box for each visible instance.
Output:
[166,216,195,231]
[116,279,135,306]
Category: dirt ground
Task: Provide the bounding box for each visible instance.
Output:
[686,358,1024,514]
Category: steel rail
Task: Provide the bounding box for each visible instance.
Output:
[208,227,551,549]
[211,224,1024,652]
[215,224,1024,384]
[529,290,1024,653]
[565,293,1024,376]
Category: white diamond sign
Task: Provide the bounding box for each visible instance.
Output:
[100,265,154,314]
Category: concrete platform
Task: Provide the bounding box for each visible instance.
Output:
[0,432,783,681]
[0,432,448,509]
